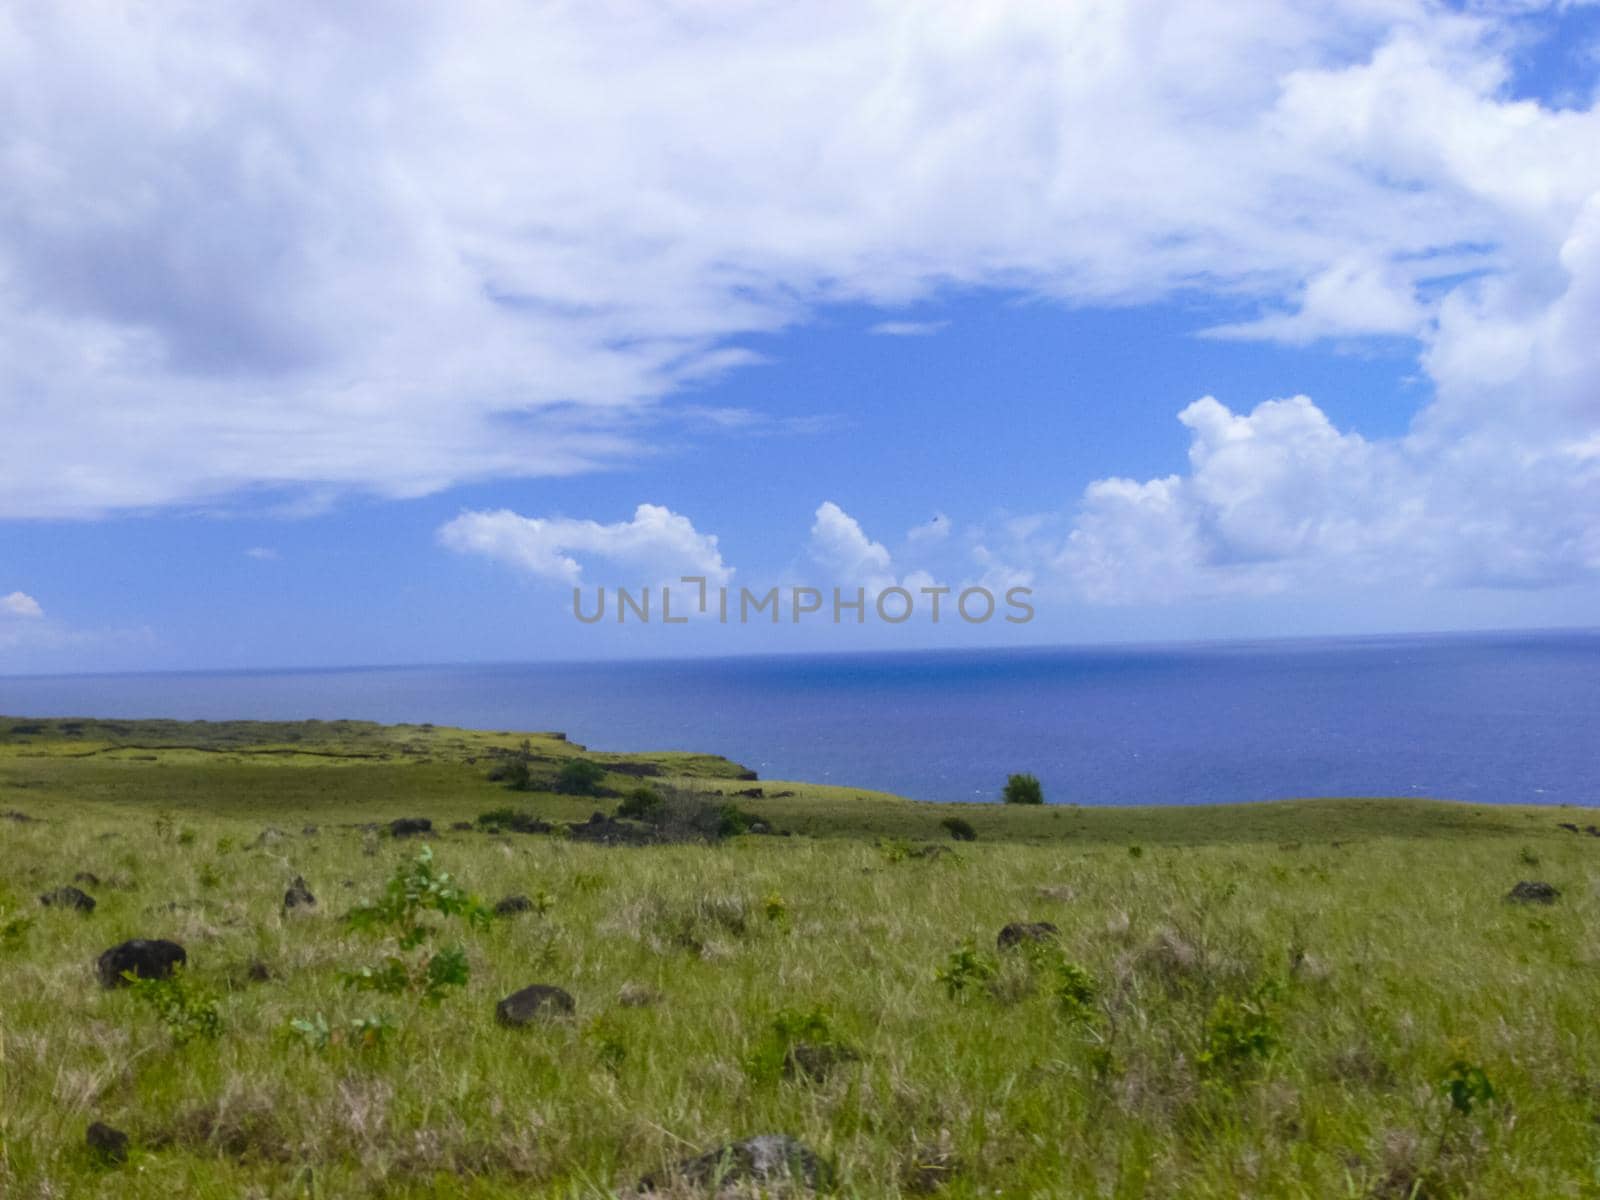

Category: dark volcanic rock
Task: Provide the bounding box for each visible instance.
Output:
[450,820,474,831]
[40,885,96,913]
[96,938,187,988]
[73,871,102,886]
[2,809,39,822]
[1506,880,1561,904]
[283,876,316,911]
[607,760,664,777]
[494,894,535,916]
[388,817,433,837]
[997,921,1060,950]
[641,1134,826,1194]
[1558,822,1580,833]
[495,984,575,1026]
[86,1120,130,1163]
[245,959,273,983]
[566,815,657,846]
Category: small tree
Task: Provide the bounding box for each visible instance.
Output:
[1002,773,1044,805]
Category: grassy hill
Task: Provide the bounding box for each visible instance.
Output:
[2,716,1596,1197]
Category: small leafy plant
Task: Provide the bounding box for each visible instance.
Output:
[746,1006,851,1084]
[937,942,999,999]
[1440,1058,1496,1116]
[127,970,221,1044]
[347,845,491,948]
[1198,983,1281,1075]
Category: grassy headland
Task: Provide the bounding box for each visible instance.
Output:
[1,716,1596,1197]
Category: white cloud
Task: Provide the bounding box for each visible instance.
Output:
[244,547,279,561]
[808,502,895,592]
[2,591,43,619]
[438,504,731,587]
[3,0,1594,522]
[907,513,952,546]
[869,320,950,337]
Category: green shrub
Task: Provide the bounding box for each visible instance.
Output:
[555,758,606,796]
[1001,773,1044,805]
[1198,987,1280,1074]
[746,1006,850,1084]
[941,816,977,841]
[127,970,220,1044]
[1440,1059,1496,1115]
[617,786,663,820]
[347,845,491,947]
[937,942,999,999]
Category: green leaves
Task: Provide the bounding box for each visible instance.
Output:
[126,970,220,1044]
[1440,1059,1496,1116]
[936,942,998,999]
[347,845,492,946]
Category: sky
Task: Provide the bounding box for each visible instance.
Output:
[2,0,1600,674]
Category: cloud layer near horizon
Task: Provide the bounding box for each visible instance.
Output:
[3,1,1599,603]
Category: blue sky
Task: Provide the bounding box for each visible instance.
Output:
[3,2,1599,673]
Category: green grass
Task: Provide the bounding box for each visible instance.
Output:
[2,716,1597,1197]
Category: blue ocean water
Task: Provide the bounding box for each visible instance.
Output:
[2,630,1597,805]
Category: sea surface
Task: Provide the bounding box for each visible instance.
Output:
[2,630,1597,805]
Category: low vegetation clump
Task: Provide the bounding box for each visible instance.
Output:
[0,716,1593,1197]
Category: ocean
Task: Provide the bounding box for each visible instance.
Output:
[2,630,1597,805]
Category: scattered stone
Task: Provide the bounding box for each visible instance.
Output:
[245,959,273,983]
[96,938,187,988]
[641,1134,825,1194]
[301,824,319,836]
[1035,885,1075,902]
[997,921,1060,950]
[1558,822,1580,833]
[74,871,102,886]
[1506,880,1560,904]
[3,809,39,823]
[735,786,764,798]
[494,894,535,916]
[784,1041,861,1081]
[617,982,661,1008]
[450,820,473,831]
[1587,825,1600,838]
[250,827,287,849]
[283,876,316,911]
[495,984,575,1026]
[86,1120,129,1163]
[388,817,432,837]
[40,885,96,913]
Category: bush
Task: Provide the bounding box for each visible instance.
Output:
[128,970,221,1044]
[941,816,977,842]
[617,786,663,820]
[555,758,606,796]
[1001,773,1044,805]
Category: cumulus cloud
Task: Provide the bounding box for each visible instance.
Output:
[438,504,731,587]
[808,502,895,592]
[1,592,43,620]
[2,591,43,618]
[3,0,1591,521]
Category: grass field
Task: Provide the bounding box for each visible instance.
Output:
[2,716,1597,1198]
